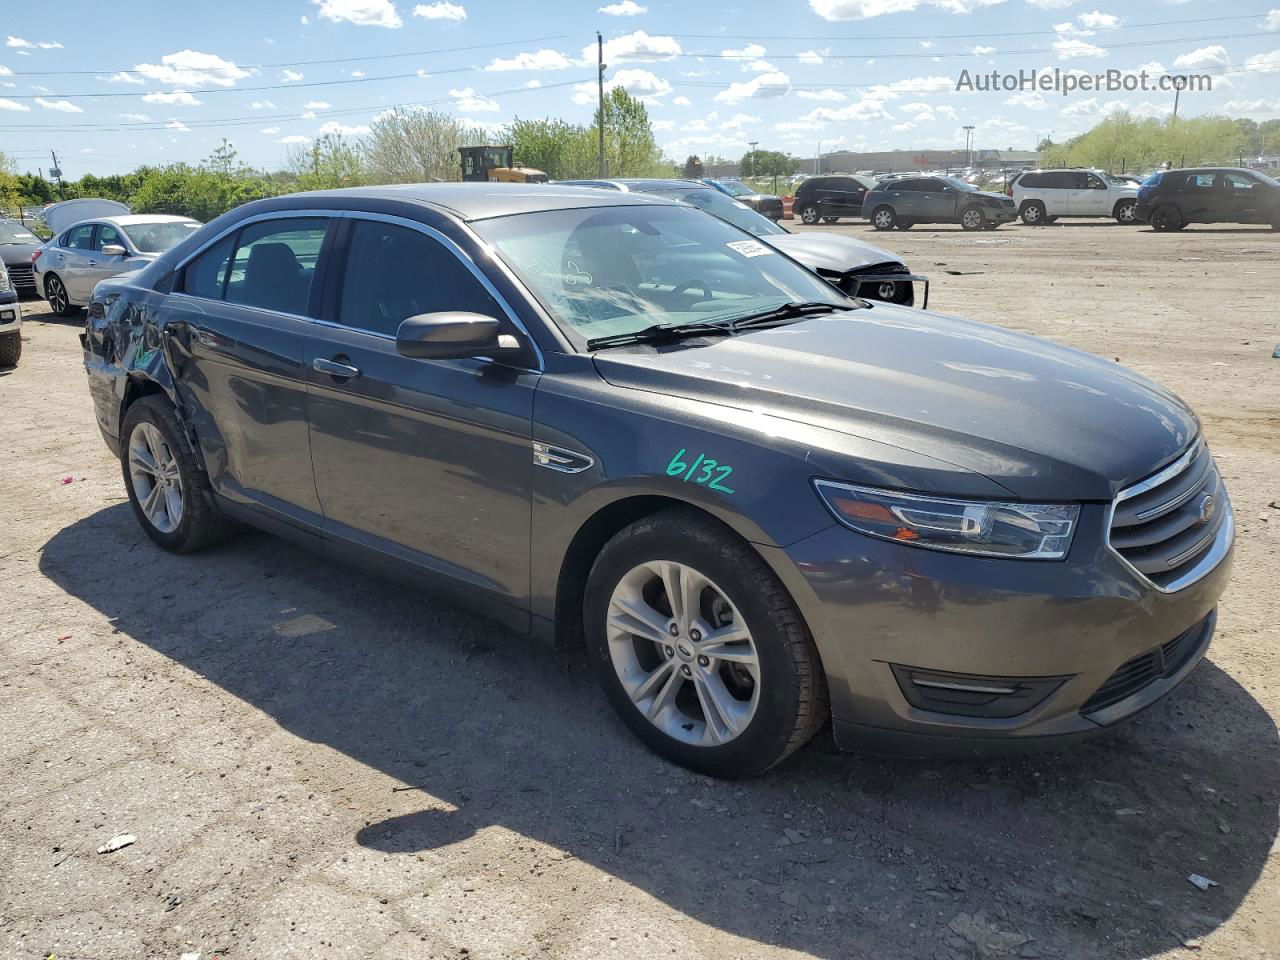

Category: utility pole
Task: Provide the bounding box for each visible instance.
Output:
[748,140,758,179]
[1172,86,1180,121]
[815,140,823,175]
[597,32,607,177]
[962,126,975,168]
[49,149,65,199]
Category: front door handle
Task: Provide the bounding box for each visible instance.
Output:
[313,357,361,379]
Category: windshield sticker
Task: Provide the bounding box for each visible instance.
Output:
[726,240,772,259]
[667,448,736,494]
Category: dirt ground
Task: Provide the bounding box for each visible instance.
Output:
[1,219,1277,960]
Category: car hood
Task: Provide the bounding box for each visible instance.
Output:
[761,232,903,272]
[591,304,1197,500]
[0,242,41,264]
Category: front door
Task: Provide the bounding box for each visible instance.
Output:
[1216,172,1266,223]
[85,222,132,291]
[166,215,332,527]
[305,216,538,613]
[915,179,955,222]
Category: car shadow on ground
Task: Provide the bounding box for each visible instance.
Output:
[40,504,1280,959]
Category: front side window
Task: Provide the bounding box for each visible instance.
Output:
[336,220,500,337]
[96,224,124,251]
[1086,174,1107,189]
[1220,173,1257,190]
[474,204,847,347]
[181,234,236,300]
[225,218,329,315]
[64,224,95,250]
[122,220,201,254]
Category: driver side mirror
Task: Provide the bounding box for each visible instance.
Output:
[395,312,519,361]
[101,244,128,257]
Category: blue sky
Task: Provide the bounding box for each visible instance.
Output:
[1,0,1278,177]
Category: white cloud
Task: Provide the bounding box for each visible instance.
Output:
[1245,48,1280,73]
[722,43,767,60]
[572,68,673,104]
[931,0,1005,12]
[797,88,846,101]
[970,44,996,54]
[1173,44,1229,69]
[798,49,826,64]
[672,95,691,106]
[1026,0,1076,7]
[587,30,681,63]
[249,99,277,109]
[301,14,310,23]
[413,1,466,19]
[7,36,63,49]
[891,121,915,132]
[599,0,647,13]
[301,110,317,119]
[1265,10,1280,30]
[166,119,191,132]
[101,71,144,85]
[1004,90,1048,109]
[416,68,431,78]
[524,79,542,88]
[652,119,675,130]
[260,126,281,134]
[35,97,83,113]
[1054,37,1106,59]
[317,120,371,135]
[143,90,203,106]
[450,86,499,111]
[486,49,575,71]
[350,69,366,77]
[0,98,31,111]
[281,69,304,82]
[808,0,917,18]
[134,50,251,87]
[1223,97,1280,115]
[277,134,312,144]
[713,70,791,103]
[304,99,332,109]
[313,0,402,28]
[1077,10,1121,28]
[799,94,894,124]
[119,112,152,122]
[920,40,934,49]
[0,66,9,76]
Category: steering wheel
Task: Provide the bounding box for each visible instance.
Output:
[670,278,713,302]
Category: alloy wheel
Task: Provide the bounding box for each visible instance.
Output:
[128,421,184,534]
[605,560,760,746]
[801,206,819,224]
[873,209,894,229]
[1116,202,1137,223]
[47,278,67,313]
[962,209,983,229]
[1023,204,1042,224]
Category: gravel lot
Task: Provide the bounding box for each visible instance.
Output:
[1,220,1277,960]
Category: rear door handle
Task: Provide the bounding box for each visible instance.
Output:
[313,357,361,379]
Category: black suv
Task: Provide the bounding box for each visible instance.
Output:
[793,175,873,224]
[1135,167,1280,232]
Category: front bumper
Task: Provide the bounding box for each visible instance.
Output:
[986,206,1018,224]
[0,290,21,331]
[760,501,1233,756]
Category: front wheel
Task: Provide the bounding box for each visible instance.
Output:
[870,206,897,231]
[585,509,828,778]
[799,205,821,225]
[960,207,986,231]
[0,330,20,368]
[1114,199,1138,224]
[121,397,236,553]
[44,275,79,317]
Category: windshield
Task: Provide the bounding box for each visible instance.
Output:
[712,180,754,197]
[475,204,848,347]
[121,220,201,254]
[645,188,786,237]
[1248,169,1280,188]
[0,222,40,244]
[1101,172,1131,186]
[940,177,978,192]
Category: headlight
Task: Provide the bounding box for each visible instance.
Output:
[813,480,1079,560]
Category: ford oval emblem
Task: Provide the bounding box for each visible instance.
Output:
[1198,494,1217,524]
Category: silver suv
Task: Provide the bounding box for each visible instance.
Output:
[1011,169,1140,225]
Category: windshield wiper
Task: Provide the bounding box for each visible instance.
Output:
[726,300,858,331]
[586,320,733,351]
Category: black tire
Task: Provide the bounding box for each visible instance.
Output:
[0,331,20,367]
[1045,216,1059,224]
[960,207,986,231]
[584,508,828,778]
[799,205,821,225]
[870,205,897,231]
[1020,201,1047,226]
[120,396,236,553]
[44,274,79,317]
[896,220,914,230]
[982,222,1000,230]
[1150,205,1182,232]
[1114,199,1138,224]
[822,216,839,224]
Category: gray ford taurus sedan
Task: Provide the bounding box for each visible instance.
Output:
[82,184,1233,778]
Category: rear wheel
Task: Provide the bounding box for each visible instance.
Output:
[1150,205,1182,232]
[1020,201,1047,225]
[585,509,828,778]
[822,216,839,224]
[1114,199,1138,224]
[896,220,914,230]
[960,207,986,231]
[0,331,20,368]
[44,275,79,317]
[800,205,821,225]
[121,397,236,553]
[870,206,897,231]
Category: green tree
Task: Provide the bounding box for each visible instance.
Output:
[287,133,368,191]
[681,155,705,179]
[365,108,484,183]
[596,87,665,178]
[739,149,797,178]
[510,117,596,179]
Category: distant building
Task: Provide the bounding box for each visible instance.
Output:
[803,148,1040,174]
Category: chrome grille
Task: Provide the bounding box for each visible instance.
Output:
[5,263,36,291]
[1108,441,1233,592]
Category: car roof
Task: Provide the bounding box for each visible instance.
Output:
[286,182,673,221]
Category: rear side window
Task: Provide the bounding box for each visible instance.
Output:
[181,234,236,300]
[336,220,501,338]
[225,218,329,316]
[1018,172,1041,188]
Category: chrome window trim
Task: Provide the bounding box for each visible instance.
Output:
[171,208,340,275]
[1104,438,1234,594]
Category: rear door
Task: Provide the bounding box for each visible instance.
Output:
[55,223,99,301]
[830,177,866,216]
[304,214,539,616]
[166,214,334,529]
[1180,172,1217,222]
